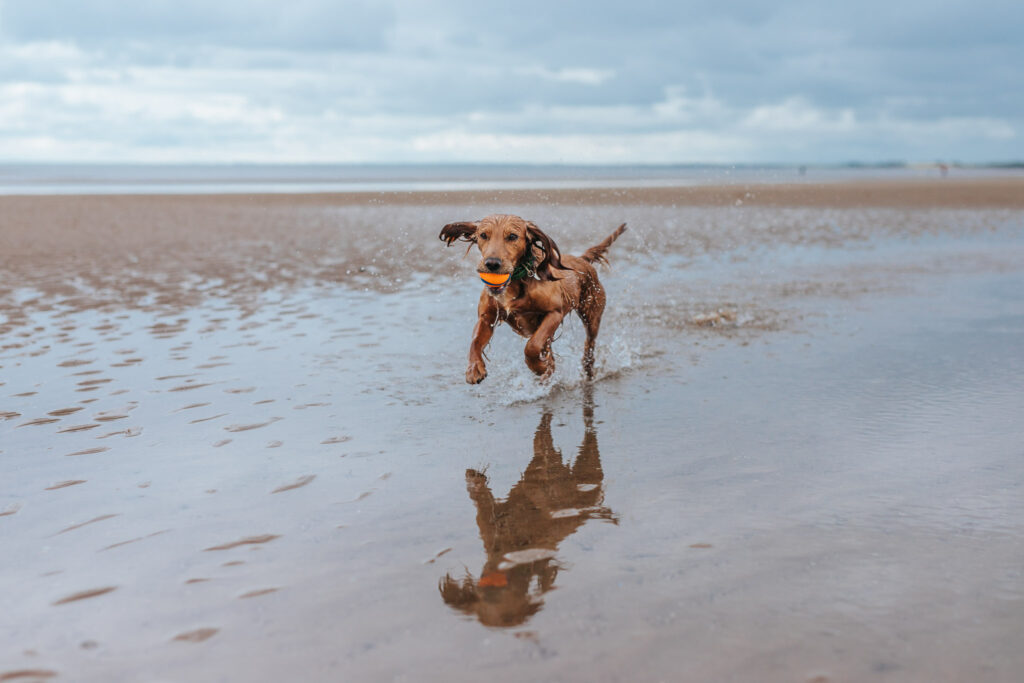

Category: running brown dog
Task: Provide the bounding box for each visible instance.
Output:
[439,214,626,383]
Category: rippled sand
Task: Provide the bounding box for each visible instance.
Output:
[2,179,1024,682]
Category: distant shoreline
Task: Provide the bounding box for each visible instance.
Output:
[1,163,1023,197]
[1,176,1022,208]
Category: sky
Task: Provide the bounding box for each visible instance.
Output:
[0,0,1021,164]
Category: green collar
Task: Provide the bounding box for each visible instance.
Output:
[510,251,536,281]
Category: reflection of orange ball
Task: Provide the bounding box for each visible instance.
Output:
[478,272,511,288]
[478,571,508,587]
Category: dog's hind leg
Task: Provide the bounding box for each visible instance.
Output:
[578,281,607,380]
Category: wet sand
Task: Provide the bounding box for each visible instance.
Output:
[2,177,1024,681]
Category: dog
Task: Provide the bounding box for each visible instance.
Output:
[439,215,626,383]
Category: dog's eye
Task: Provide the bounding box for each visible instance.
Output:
[479,233,489,241]
[506,234,518,242]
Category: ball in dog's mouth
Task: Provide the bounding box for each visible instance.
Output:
[478,271,511,289]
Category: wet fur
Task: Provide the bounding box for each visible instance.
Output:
[439,214,626,383]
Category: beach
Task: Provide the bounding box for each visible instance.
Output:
[2,176,1024,682]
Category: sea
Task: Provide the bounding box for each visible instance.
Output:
[0,162,1005,195]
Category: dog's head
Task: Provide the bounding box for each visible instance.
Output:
[439,214,565,282]
[438,562,554,628]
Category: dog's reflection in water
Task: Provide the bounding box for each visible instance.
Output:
[440,398,617,627]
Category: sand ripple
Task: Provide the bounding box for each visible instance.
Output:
[204,534,281,551]
[52,586,117,605]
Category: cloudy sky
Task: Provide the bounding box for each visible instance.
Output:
[0,0,1021,164]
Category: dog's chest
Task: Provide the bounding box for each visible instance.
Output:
[501,309,544,337]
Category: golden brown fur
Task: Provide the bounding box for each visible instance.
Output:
[439,214,626,383]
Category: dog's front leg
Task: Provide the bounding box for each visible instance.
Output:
[465,469,497,549]
[466,296,498,384]
[524,311,564,380]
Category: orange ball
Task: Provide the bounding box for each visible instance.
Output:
[478,272,511,288]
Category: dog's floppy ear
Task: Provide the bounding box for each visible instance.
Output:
[525,221,566,281]
[439,572,479,610]
[439,221,478,247]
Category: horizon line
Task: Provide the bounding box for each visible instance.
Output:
[1,160,1022,168]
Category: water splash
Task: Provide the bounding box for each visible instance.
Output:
[468,312,645,406]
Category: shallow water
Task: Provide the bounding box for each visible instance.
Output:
[2,199,1024,681]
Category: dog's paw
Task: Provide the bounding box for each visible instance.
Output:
[465,469,488,488]
[465,469,490,499]
[535,355,555,382]
[466,360,487,384]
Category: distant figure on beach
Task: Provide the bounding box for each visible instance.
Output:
[938,162,949,177]
[439,400,616,627]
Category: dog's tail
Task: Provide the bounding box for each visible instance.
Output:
[580,223,627,265]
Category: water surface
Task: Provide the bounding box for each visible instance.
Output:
[2,195,1023,681]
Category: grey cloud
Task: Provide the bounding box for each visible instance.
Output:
[0,0,1020,162]
[0,0,395,51]
[408,0,1024,109]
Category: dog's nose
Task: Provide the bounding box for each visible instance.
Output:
[484,258,502,272]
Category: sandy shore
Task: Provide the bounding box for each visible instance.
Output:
[2,177,1024,681]
[2,176,1022,316]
